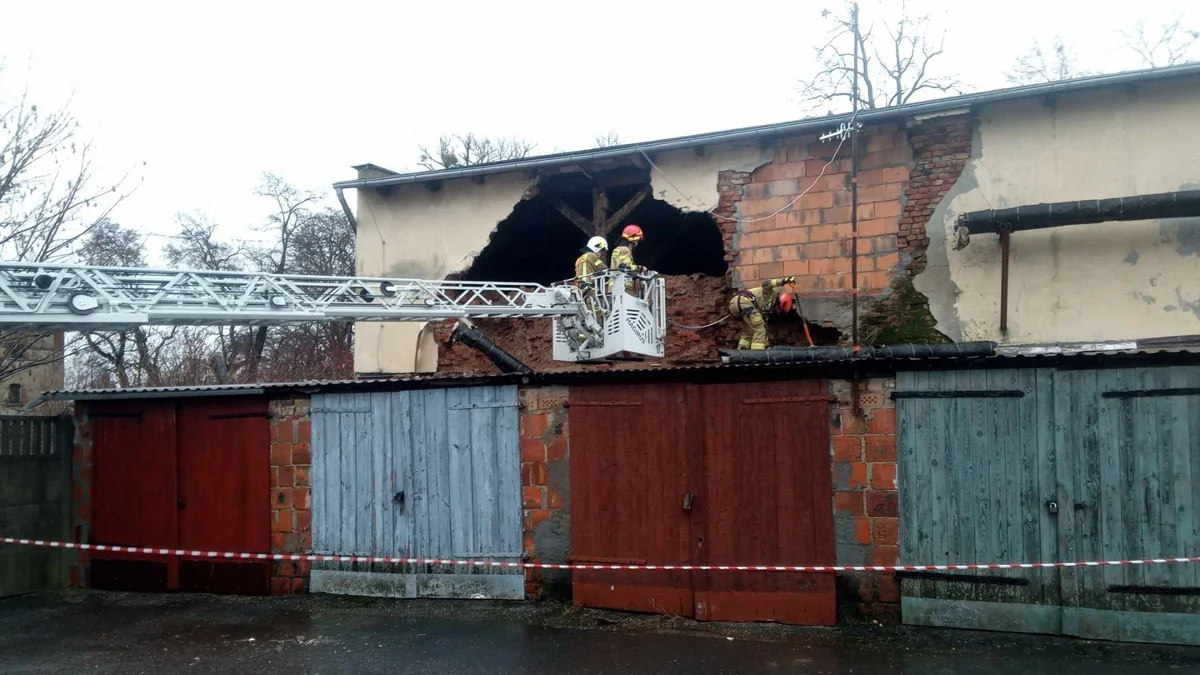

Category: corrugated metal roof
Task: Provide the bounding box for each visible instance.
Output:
[334,63,1200,191]
[44,344,1200,401]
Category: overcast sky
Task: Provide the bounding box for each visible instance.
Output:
[2,0,1197,253]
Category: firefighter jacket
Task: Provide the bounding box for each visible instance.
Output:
[738,277,792,314]
[574,251,607,280]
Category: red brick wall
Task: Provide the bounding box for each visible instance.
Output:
[518,386,570,599]
[268,397,313,594]
[732,124,912,299]
[830,377,899,619]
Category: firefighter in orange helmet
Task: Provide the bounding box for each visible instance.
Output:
[728,276,798,350]
[609,224,646,294]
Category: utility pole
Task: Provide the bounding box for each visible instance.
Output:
[819,2,863,349]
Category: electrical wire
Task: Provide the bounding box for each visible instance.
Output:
[636,128,849,225]
[667,314,730,331]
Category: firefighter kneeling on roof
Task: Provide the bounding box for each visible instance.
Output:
[728,276,799,350]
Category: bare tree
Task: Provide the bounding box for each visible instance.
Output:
[0,71,131,385]
[594,131,622,148]
[1005,36,1088,85]
[798,1,960,113]
[1120,16,1199,68]
[74,219,181,388]
[416,133,536,171]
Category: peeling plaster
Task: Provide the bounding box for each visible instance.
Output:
[917,77,1200,344]
[649,142,772,212]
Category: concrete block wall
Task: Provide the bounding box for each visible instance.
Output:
[830,377,900,619]
[518,385,571,600]
[268,397,313,594]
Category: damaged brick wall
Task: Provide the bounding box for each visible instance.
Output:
[268,397,313,594]
[519,386,570,599]
[861,114,975,344]
[435,275,813,375]
[69,405,92,587]
[830,377,899,619]
[732,125,912,308]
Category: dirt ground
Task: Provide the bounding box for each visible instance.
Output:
[1,591,1198,674]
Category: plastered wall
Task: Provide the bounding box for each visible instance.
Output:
[916,77,1200,343]
[354,173,533,373]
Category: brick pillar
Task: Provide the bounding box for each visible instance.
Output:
[519,386,570,599]
[830,378,900,619]
[268,397,312,594]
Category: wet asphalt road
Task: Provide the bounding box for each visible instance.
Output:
[1,591,1199,674]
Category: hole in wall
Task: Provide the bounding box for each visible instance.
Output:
[460,181,729,285]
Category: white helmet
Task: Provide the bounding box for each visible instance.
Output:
[586,236,608,253]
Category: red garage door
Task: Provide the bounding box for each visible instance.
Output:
[569,380,835,625]
[89,398,270,594]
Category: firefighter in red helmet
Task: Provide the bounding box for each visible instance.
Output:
[728,276,800,350]
[609,224,646,293]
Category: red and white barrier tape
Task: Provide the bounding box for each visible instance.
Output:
[3,537,1199,573]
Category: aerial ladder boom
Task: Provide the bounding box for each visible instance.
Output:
[0,262,666,363]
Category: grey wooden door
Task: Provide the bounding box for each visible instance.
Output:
[1056,367,1200,643]
[309,386,524,599]
[898,365,1200,645]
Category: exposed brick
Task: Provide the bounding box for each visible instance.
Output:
[867,491,899,517]
[294,488,311,510]
[282,533,304,554]
[270,577,289,595]
[872,517,899,546]
[521,437,546,462]
[528,461,547,486]
[272,421,295,444]
[877,574,901,603]
[271,487,294,509]
[294,466,311,487]
[854,517,871,544]
[292,444,312,466]
[872,545,900,566]
[274,509,295,533]
[844,461,868,489]
[270,444,293,466]
[522,486,544,509]
[834,410,866,435]
[833,436,863,462]
[525,413,548,439]
[530,509,552,528]
[297,510,313,532]
[835,490,865,516]
[275,465,295,488]
[870,463,897,490]
[296,420,312,443]
[270,532,285,552]
[865,435,896,462]
[868,408,897,434]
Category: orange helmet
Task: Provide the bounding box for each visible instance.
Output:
[621,224,644,242]
[776,292,794,314]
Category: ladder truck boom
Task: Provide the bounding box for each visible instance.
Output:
[0,262,666,363]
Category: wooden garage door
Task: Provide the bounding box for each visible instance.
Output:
[570,380,835,625]
[88,398,270,594]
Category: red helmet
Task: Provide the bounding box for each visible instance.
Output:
[776,292,794,314]
[621,224,644,242]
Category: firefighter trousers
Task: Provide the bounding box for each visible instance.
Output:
[728,295,767,350]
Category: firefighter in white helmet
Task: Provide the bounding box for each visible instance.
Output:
[574,236,610,329]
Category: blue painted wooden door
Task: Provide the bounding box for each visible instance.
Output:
[309,386,524,599]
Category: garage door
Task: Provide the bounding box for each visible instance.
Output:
[897,366,1200,646]
[89,398,270,594]
[309,386,524,599]
[570,380,836,625]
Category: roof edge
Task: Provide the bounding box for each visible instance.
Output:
[334,63,1200,191]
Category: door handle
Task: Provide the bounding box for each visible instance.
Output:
[682,493,694,511]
